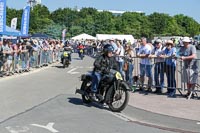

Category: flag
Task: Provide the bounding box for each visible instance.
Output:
[11,17,17,29]
[62,29,66,38]
[0,0,6,33]
[21,5,30,36]
[62,29,67,41]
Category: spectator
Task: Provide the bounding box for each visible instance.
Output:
[42,41,49,66]
[116,40,125,79]
[160,40,176,97]
[124,43,134,90]
[21,42,29,71]
[2,41,13,76]
[149,39,166,93]
[179,37,199,98]
[137,37,153,92]
[0,41,3,77]
[13,43,20,73]
[109,39,118,53]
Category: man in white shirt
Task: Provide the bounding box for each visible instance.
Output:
[137,37,153,91]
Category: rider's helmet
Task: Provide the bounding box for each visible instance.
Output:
[103,44,114,55]
[64,47,68,51]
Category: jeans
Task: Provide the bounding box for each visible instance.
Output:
[166,65,176,93]
[29,55,35,67]
[91,72,102,93]
[154,62,165,90]
[48,51,52,63]
[125,63,134,86]
[0,60,3,73]
[43,51,49,64]
[118,61,125,79]
[21,54,27,70]
[68,53,72,61]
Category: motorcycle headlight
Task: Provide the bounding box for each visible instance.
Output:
[115,72,123,80]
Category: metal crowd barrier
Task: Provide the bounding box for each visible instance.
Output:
[0,49,61,76]
[130,56,200,98]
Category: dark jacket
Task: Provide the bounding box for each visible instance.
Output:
[0,46,3,60]
[93,54,118,74]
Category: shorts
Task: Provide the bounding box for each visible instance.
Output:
[182,68,199,84]
[140,64,153,77]
[7,60,12,66]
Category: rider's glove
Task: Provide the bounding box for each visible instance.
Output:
[102,68,110,74]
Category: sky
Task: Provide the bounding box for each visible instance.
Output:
[7,0,200,23]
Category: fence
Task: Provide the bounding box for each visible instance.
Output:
[131,56,200,99]
[0,49,63,77]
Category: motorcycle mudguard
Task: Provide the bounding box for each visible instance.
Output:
[119,81,131,91]
[81,74,93,81]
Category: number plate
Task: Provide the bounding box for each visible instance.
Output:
[63,52,68,57]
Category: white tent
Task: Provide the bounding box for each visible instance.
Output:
[71,33,96,40]
[96,34,134,44]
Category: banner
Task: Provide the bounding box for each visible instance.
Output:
[62,29,67,41]
[21,5,30,36]
[11,17,17,29]
[0,0,6,33]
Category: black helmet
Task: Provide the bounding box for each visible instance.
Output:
[103,44,114,54]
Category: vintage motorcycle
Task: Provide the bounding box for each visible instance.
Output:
[79,49,84,60]
[61,50,71,68]
[76,69,130,112]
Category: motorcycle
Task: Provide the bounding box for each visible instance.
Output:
[76,69,130,112]
[79,49,84,60]
[62,51,70,68]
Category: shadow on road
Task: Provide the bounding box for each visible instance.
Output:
[67,97,109,111]
[51,65,65,69]
[72,57,81,60]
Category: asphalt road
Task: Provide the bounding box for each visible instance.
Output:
[0,53,199,133]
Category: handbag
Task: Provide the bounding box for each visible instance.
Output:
[123,61,128,71]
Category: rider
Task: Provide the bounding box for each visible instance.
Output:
[90,44,119,100]
[62,43,73,63]
[61,43,72,63]
[77,43,85,58]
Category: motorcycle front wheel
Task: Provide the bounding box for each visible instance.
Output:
[107,81,129,112]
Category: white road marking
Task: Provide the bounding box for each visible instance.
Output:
[70,66,93,69]
[197,122,200,125]
[102,106,137,122]
[6,126,30,133]
[31,122,59,133]
[67,68,79,74]
[109,112,130,122]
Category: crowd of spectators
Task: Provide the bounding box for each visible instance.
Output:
[0,36,199,99]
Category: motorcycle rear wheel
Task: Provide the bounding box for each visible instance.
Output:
[81,80,92,104]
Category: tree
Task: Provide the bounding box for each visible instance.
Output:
[6,6,200,38]
[29,4,52,34]
[40,20,63,39]
[94,11,115,34]
[174,14,200,36]
[6,7,23,30]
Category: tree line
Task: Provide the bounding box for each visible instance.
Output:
[6,5,200,39]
